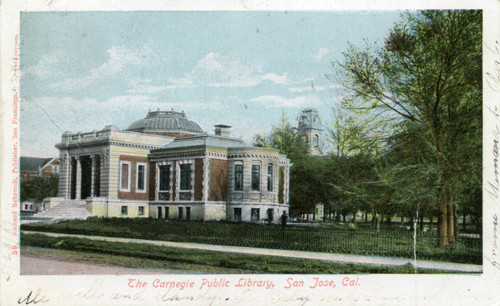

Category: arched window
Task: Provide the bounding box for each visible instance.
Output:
[313,134,319,147]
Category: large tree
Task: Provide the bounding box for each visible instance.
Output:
[334,11,482,246]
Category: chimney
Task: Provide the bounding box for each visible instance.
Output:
[214,124,231,136]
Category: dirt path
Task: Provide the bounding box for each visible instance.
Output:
[21,251,193,275]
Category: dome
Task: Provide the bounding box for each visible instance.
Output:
[127,109,204,136]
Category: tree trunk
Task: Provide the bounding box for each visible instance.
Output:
[463,213,466,230]
[430,215,434,232]
[410,216,414,231]
[447,202,455,245]
[419,215,424,232]
[401,216,405,224]
[342,213,346,222]
[376,215,381,233]
[438,201,448,247]
[365,213,368,223]
[386,215,392,225]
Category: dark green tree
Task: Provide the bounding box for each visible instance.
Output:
[20,176,59,202]
[334,10,482,246]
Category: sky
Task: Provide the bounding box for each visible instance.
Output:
[20,11,402,157]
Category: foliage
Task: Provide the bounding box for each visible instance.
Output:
[327,105,388,157]
[254,113,309,162]
[333,10,482,246]
[20,175,59,202]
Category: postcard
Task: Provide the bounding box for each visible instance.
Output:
[1,0,499,305]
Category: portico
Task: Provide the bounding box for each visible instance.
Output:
[65,154,101,200]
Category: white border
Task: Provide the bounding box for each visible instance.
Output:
[1,1,499,305]
[119,160,131,192]
[135,162,147,193]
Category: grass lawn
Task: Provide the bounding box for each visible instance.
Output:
[21,233,447,274]
[21,217,482,264]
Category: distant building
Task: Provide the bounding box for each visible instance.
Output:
[20,156,59,180]
[41,109,290,223]
[298,108,323,156]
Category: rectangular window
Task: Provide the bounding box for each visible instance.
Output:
[121,206,128,216]
[234,208,242,222]
[165,207,169,219]
[267,165,273,192]
[178,207,184,220]
[157,207,162,219]
[267,208,274,221]
[136,163,146,192]
[158,165,171,200]
[251,165,260,191]
[234,164,243,191]
[138,206,144,216]
[180,164,192,190]
[251,208,260,222]
[179,164,192,200]
[120,161,131,191]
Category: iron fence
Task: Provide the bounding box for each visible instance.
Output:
[22,218,482,264]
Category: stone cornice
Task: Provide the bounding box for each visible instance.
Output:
[228,153,281,160]
[149,150,207,161]
[56,140,160,150]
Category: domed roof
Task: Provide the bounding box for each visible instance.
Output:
[127,109,203,135]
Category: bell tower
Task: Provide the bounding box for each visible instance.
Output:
[298,108,323,156]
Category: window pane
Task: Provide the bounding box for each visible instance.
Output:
[121,163,129,190]
[234,165,243,191]
[251,165,260,191]
[180,164,191,190]
[159,165,170,191]
[251,208,260,222]
[137,165,145,191]
[267,165,273,192]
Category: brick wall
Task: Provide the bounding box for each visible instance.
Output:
[148,162,156,201]
[208,159,228,202]
[194,158,204,201]
[117,155,149,200]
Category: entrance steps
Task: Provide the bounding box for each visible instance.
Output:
[32,200,91,221]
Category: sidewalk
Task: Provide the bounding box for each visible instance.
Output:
[22,230,482,273]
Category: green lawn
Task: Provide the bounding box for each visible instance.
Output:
[21,217,481,264]
[21,233,448,274]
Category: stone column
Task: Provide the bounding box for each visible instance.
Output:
[285,165,290,206]
[90,155,95,197]
[76,156,82,200]
[58,152,70,198]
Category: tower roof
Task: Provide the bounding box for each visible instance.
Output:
[298,108,322,131]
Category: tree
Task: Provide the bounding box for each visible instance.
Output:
[20,176,59,202]
[334,11,482,246]
[327,104,388,158]
[254,113,309,163]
